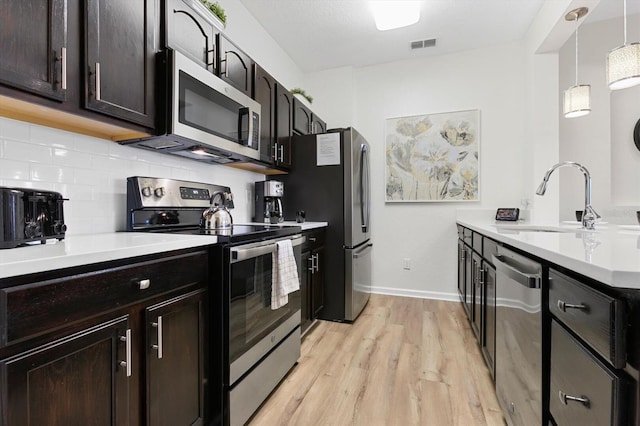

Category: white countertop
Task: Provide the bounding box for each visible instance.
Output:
[457,219,640,289]
[0,232,219,280]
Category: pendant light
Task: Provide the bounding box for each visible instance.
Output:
[607,0,640,90]
[563,8,591,118]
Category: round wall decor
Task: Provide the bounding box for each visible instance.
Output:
[635,118,640,152]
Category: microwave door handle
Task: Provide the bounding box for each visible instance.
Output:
[238,107,249,145]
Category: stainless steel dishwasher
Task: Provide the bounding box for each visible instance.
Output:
[493,245,543,426]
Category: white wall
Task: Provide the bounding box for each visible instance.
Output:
[306,42,530,299]
[558,13,640,224]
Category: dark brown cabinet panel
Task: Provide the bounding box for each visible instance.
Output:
[482,262,496,379]
[84,0,157,127]
[0,316,130,426]
[293,96,326,135]
[300,248,312,333]
[300,229,326,335]
[471,251,482,340]
[165,0,218,73]
[0,0,67,101]
[146,288,208,426]
[311,246,325,316]
[275,83,293,167]
[254,64,276,164]
[217,34,253,96]
[457,239,466,302]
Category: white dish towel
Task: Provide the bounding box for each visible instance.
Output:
[271,239,300,310]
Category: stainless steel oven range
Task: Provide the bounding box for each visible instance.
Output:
[126,176,303,426]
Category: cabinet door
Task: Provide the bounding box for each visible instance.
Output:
[254,64,276,164]
[217,34,253,96]
[166,0,218,73]
[471,252,483,340]
[146,289,208,426]
[311,114,326,134]
[275,83,293,168]
[0,316,130,426]
[311,246,325,317]
[0,0,67,101]
[85,0,157,127]
[292,96,312,135]
[300,249,313,334]
[482,262,496,379]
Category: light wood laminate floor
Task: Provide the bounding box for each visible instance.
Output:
[249,294,505,426]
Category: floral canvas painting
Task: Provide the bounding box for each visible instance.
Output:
[385,109,480,202]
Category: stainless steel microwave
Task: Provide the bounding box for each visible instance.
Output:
[120,49,261,164]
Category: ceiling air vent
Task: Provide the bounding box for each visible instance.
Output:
[410,38,437,50]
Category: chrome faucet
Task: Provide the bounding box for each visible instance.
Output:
[535,161,600,230]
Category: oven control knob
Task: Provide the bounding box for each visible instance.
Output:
[141,187,152,197]
[154,187,165,198]
[53,222,67,234]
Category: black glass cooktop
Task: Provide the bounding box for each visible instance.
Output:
[156,224,302,244]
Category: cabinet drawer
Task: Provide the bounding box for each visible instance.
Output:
[462,227,472,246]
[483,238,499,264]
[550,321,627,425]
[472,232,483,255]
[303,228,325,250]
[549,269,626,368]
[0,251,208,347]
[457,224,464,240]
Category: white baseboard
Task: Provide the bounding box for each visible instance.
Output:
[370,286,460,302]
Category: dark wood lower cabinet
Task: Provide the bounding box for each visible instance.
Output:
[146,288,208,426]
[0,249,210,426]
[0,316,130,426]
[301,229,326,335]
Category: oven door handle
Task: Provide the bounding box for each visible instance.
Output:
[231,235,305,263]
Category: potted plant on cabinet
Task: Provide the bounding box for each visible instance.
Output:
[291,88,313,107]
[198,0,227,29]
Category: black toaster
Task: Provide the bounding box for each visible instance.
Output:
[0,187,67,249]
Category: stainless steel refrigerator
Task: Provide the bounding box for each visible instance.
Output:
[280,127,372,322]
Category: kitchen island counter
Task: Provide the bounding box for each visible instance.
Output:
[0,232,219,280]
[457,219,640,289]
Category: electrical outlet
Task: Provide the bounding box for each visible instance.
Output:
[403,258,411,270]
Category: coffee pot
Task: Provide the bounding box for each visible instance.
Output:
[201,191,233,230]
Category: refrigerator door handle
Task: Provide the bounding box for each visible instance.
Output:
[359,144,370,233]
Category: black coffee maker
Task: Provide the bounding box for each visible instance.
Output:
[254,181,284,223]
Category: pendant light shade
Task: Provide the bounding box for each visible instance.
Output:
[563,8,590,118]
[563,85,591,118]
[607,43,640,90]
[607,0,640,90]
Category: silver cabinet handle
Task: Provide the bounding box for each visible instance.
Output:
[557,300,588,312]
[314,253,319,273]
[559,391,590,408]
[95,62,101,100]
[60,47,67,90]
[460,250,466,262]
[279,145,284,162]
[138,279,151,290]
[222,52,229,77]
[272,143,277,161]
[151,316,163,359]
[493,254,541,289]
[479,268,485,285]
[119,329,132,377]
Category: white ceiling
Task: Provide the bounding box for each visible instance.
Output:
[237,0,640,73]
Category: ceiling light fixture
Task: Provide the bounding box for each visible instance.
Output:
[563,7,591,119]
[606,0,640,90]
[371,1,420,31]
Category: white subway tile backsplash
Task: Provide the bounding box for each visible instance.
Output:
[4,140,52,163]
[0,118,29,142]
[0,116,263,234]
[0,159,30,180]
[30,163,75,183]
[52,148,92,168]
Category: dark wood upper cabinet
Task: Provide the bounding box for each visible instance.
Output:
[0,0,67,101]
[275,83,293,167]
[84,0,157,127]
[217,34,253,96]
[254,64,276,164]
[293,96,326,135]
[165,0,218,74]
